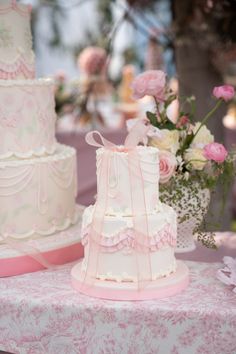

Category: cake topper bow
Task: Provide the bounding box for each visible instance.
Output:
[85,118,151,149]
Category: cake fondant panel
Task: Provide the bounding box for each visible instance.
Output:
[96,146,160,215]
[0,0,35,79]
[0,79,57,159]
[82,246,176,282]
[0,145,78,240]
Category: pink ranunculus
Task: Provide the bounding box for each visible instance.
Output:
[78,46,107,76]
[158,150,177,184]
[131,70,166,101]
[213,85,235,101]
[203,142,228,163]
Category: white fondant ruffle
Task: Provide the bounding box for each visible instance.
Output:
[0,54,35,80]
[81,223,176,252]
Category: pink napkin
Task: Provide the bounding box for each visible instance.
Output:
[217,257,236,293]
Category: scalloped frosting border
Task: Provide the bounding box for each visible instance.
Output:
[0,143,58,160]
[0,53,35,79]
[81,223,177,252]
[0,144,75,168]
[0,207,80,242]
[88,263,177,283]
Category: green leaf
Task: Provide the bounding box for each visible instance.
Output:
[160,120,176,130]
[179,132,194,153]
[146,111,158,127]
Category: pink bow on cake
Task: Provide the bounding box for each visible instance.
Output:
[85,118,152,150]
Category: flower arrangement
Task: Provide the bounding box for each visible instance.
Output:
[131,70,235,248]
[54,47,112,128]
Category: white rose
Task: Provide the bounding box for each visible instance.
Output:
[184,148,207,170]
[149,129,179,154]
[191,122,214,148]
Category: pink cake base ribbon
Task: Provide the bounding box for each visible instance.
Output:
[2,236,61,271]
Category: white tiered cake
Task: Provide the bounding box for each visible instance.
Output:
[82,147,177,281]
[71,135,189,300]
[0,1,82,276]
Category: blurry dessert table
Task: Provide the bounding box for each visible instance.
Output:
[56,127,127,206]
[0,230,236,354]
[0,257,236,354]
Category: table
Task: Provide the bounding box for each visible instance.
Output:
[0,259,236,354]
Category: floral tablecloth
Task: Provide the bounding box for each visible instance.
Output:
[0,261,236,354]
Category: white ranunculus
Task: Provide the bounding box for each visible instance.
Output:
[191,122,214,148]
[184,148,207,171]
[149,129,179,154]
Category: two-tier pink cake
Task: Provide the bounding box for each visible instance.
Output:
[0,1,83,276]
[71,132,189,300]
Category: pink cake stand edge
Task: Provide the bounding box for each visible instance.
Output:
[0,242,84,277]
[71,260,189,301]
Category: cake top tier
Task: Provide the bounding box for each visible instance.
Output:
[96,145,160,216]
[0,78,57,159]
[0,0,35,79]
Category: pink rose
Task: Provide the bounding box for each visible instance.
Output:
[158,150,177,184]
[203,142,228,163]
[132,70,166,101]
[78,47,107,75]
[213,85,235,101]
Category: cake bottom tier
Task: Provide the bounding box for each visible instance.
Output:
[81,204,177,282]
[0,144,78,241]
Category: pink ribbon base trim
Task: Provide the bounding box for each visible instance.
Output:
[0,242,83,277]
[71,260,189,301]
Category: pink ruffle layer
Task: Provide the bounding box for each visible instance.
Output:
[0,57,35,79]
[81,224,176,252]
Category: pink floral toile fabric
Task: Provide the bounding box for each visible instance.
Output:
[0,261,236,354]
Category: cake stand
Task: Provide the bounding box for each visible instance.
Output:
[71,260,189,301]
[0,206,84,277]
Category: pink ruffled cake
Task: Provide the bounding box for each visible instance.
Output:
[71,134,189,300]
[81,146,177,282]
